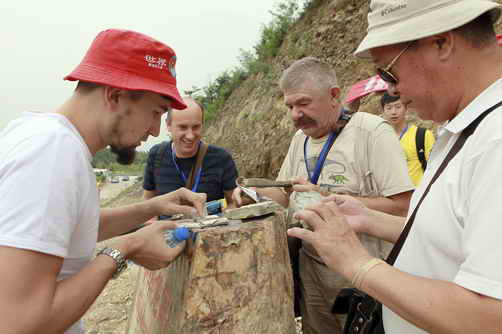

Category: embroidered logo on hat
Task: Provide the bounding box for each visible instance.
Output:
[64,29,187,110]
[145,55,168,70]
[380,3,407,17]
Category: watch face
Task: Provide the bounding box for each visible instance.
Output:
[110,249,121,258]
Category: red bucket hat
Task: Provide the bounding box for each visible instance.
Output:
[64,29,187,110]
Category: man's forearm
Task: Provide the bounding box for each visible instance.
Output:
[0,240,136,334]
[99,202,157,241]
[45,253,121,333]
[357,196,407,216]
[362,263,502,333]
[363,208,406,243]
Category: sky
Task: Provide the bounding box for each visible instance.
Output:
[0,0,281,150]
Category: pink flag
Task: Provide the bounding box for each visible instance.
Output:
[344,75,388,103]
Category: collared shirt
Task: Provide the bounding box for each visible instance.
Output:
[384,79,502,333]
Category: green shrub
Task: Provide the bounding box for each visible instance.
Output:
[92,148,148,175]
[189,0,313,120]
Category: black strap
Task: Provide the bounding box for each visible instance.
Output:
[386,101,502,265]
[415,127,428,172]
[154,141,169,173]
[186,142,208,191]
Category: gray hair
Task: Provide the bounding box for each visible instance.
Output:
[279,57,339,92]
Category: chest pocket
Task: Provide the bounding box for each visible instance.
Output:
[352,115,380,197]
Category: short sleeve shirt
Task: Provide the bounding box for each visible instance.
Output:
[278,112,414,260]
[278,112,413,196]
[0,112,99,334]
[384,79,502,333]
[143,141,238,201]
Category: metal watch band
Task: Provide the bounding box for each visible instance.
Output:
[97,247,128,279]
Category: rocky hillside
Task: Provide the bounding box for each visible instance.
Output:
[203,0,502,179]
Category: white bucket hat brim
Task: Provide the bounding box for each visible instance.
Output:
[355,0,502,60]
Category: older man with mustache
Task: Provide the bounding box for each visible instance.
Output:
[233,56,413,334]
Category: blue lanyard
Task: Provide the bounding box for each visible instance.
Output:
[303,131,338,185]
[171,142,203,192]
[399,125,409,139]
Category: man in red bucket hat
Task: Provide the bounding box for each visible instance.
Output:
[0,29,205,334]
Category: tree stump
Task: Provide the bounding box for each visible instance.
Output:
[126,211,296,334]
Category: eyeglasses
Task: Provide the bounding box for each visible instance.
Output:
[377,42,414,85]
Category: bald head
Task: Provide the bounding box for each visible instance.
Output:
[167,97,205,158]
[167,97,204,125]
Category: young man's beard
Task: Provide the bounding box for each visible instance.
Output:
[110,145,136,165]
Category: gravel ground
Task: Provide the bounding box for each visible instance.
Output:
[83,258,134,333]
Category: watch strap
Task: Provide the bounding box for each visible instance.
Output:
[97,247,128,279]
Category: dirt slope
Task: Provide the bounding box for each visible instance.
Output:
[204,0,502,179]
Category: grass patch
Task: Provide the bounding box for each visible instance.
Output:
[187,0,316,120]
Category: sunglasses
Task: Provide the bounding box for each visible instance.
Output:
[377,42,414,85]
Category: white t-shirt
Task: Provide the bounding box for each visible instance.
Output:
[0,112,100,334]
[384,79,502,333]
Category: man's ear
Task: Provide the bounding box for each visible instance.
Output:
[330,87,341,99]
[330,87,341,108]
[430,32,454,61]
[103,86,123,111]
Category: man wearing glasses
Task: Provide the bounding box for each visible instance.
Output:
[288,1,502,333]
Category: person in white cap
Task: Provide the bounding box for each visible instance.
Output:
[0,29,206,334]
[288,1,502,333]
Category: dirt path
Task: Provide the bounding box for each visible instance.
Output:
[83,263,135,333]
[99,177,138,201]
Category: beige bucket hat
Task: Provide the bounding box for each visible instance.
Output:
[355,0,502,59]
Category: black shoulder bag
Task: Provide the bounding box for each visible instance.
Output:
[332,102,502,334]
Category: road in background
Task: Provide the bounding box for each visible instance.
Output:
[99,176,139,201]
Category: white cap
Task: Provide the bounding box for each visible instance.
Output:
[355,0,501,59]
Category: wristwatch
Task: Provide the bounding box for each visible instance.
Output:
[97,247,128,279]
